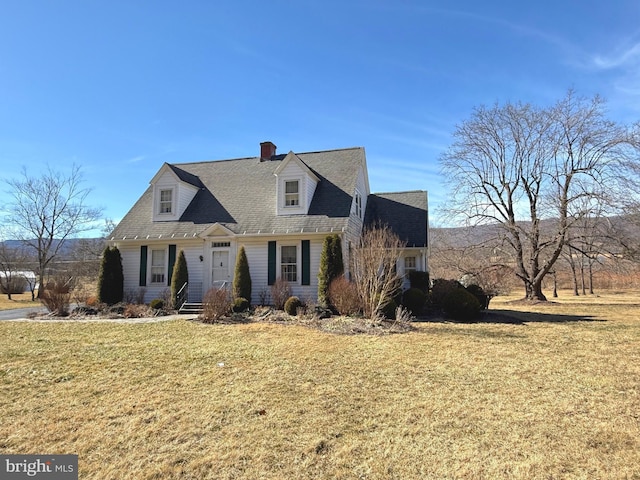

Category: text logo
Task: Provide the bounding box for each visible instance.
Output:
[1,455,78,479]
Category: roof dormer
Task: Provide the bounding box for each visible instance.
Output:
[274,151,320,216]
[150,163,202,222]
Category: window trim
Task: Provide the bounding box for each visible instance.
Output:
[280,244,298,283]
[150,248,167,284]
[158,188,174,215]
[284,180,300,207]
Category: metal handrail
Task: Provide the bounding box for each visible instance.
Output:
[176,282,188,311]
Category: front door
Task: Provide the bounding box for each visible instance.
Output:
[212,250,230,287]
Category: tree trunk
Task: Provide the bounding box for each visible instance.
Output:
[525,280,547,301]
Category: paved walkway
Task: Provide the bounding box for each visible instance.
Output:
[1,311,198,323]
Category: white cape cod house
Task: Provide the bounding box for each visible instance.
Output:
[108,142,428,305]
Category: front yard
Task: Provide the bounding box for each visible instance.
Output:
[0,291,638,479]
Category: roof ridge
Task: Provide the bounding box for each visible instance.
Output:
[371,190,427,195]
[169,146,364,167]
[297,146,363,155]
[172,156,257,166]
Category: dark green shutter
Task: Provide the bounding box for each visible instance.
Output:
[268,241,276,285]
[301,240,310,285]
[167,245,177,286]
[139,246,148,286]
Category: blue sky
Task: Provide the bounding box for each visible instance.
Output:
[1,1,640,235]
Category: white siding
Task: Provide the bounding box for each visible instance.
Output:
[116,235,334,306]
[177,183,199,218]
[113,240,206,304]
[236,235,325,305]
[305,174,317,208]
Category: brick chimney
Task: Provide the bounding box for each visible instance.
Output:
[260,141,277,161]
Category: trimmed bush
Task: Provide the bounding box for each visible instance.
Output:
[149,299,164,310]
[318,234,344,307]
[171,250,189,309]
[232,297,250,313]
[328,276,361,316]
[97,246,124,305]
[466,284,489,309]
[442,288,481,322]
[409,271,430,293]
[430,278,464,308]
[233,246,251,302]
[379,298,398,320]
[284,296,303,316]
[402,288,427,316]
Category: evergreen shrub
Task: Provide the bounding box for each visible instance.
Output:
[409,271,430,293]
[97,246,124,305]
[171,250,189,309]
[430,278,464,308]
[232,297,250,313]
[465,284,489,309]
[402,288,427,316]
[284,296,303,316]
[150,299,164,310]
[233,246,251,302]
[380,298,398,320]
[442,288,481,322]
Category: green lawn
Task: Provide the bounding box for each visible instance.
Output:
[1,291,638,479]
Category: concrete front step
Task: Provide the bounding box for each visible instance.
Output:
[179,303,203,314]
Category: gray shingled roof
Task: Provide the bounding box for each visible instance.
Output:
[110,147,366,240]
[364,191,428,247]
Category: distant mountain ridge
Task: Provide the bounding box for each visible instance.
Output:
[0,238,105,258]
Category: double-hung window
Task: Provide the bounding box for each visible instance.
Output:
[159,189,173,214]
[281,245,297,282]
[285,180,299,207]
[151,249,166,284]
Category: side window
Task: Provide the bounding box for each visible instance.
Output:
[151,249,166,283]
[281,245,297,282]
[355,192,362,218]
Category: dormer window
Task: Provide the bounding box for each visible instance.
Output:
[285,180,299,206]
[159,189,173,214]
[274,151,320,216]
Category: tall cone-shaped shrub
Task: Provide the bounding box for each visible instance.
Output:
[318,234,344,306]
[233,246,251,302]
[171,250,189,308]
[97,246,124,305]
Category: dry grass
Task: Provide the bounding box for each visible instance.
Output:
[0,292,39,311]
[1,290,639,479]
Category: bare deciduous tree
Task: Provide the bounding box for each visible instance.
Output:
[4,165,103,297]
[440,90,640,300]
[351,223,404,319]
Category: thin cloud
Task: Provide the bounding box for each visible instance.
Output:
[127,155,146,164]
[593,42,640,69]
